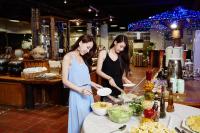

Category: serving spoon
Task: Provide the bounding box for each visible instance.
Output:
[110,125,126,133]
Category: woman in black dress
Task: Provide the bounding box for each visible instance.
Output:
[96,35,133,101]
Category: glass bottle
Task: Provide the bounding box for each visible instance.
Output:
[159,86,166,118]
[152,101,159,122]
[166,90,174,112]
[152,101,158,111]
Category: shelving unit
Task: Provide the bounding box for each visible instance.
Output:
[39,16,69,60]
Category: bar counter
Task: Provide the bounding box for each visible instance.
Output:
[0,75,62,83]
[0,75,62,109]
[0,70,98,109]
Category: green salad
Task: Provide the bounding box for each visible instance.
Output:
[107,105,133,123]
[129,102,144,116]
[129,96,144,116]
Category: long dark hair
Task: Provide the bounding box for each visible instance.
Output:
[110,35,130,75]
[70,34,97,61]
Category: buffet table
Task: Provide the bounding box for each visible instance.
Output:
[82,103,200,133]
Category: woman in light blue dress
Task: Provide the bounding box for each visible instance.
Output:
[62,35,102,133]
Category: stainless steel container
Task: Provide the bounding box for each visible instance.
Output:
[167,58,182,88]
[0,59,9,74]
[184,62,193,78]
[8,60,24,76]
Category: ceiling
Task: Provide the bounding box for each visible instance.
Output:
[0,0,199,31]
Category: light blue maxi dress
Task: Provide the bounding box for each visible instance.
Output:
[67,56,94,133]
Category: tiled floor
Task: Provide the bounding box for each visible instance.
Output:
[0,105,68,133]
[0,66,152,133]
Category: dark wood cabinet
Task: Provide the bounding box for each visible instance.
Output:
[0,75,62,108]
[0,82,25,107]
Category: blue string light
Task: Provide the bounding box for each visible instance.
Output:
[128,6,200,31]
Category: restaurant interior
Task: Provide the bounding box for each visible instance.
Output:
[0,0,200,133]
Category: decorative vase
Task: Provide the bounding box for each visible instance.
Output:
[15,49,24,58]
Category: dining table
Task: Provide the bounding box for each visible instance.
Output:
[81,103,200,133]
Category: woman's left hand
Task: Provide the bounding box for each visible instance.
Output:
[81,88,93,96]
[91,82,102,90]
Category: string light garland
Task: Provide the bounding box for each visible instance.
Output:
[87,5,116,23]
[128,6,200,31]
[64,0,67,4]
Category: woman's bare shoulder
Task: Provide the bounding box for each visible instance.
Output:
[99,50,107,56]
[98,50,107,60]
[63,52,73,60]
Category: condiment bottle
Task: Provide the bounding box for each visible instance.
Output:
[152,101,159,122]
[152,101,158,111]
[166,90,174,112]
[159,86,166,118]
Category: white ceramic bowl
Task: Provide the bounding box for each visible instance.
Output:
[15,49,24,58]
[91,102,112,116]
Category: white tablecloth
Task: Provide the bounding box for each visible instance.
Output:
[82,103,200,133]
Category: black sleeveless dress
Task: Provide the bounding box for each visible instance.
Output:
[101,54,123,98]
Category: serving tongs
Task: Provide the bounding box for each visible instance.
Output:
[175,127,187,133]
[115,85,125,94]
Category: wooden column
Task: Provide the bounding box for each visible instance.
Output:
[150,50,164,68]
[66,20,70,51]
[31,8,40,48]
[50,16,56,59]
[100,23,108,50]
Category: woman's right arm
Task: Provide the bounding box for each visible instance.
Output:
[107,95,123,104]
[62,54,92,95]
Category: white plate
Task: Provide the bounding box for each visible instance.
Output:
[97,87,112,96]
[123,83,136,88]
